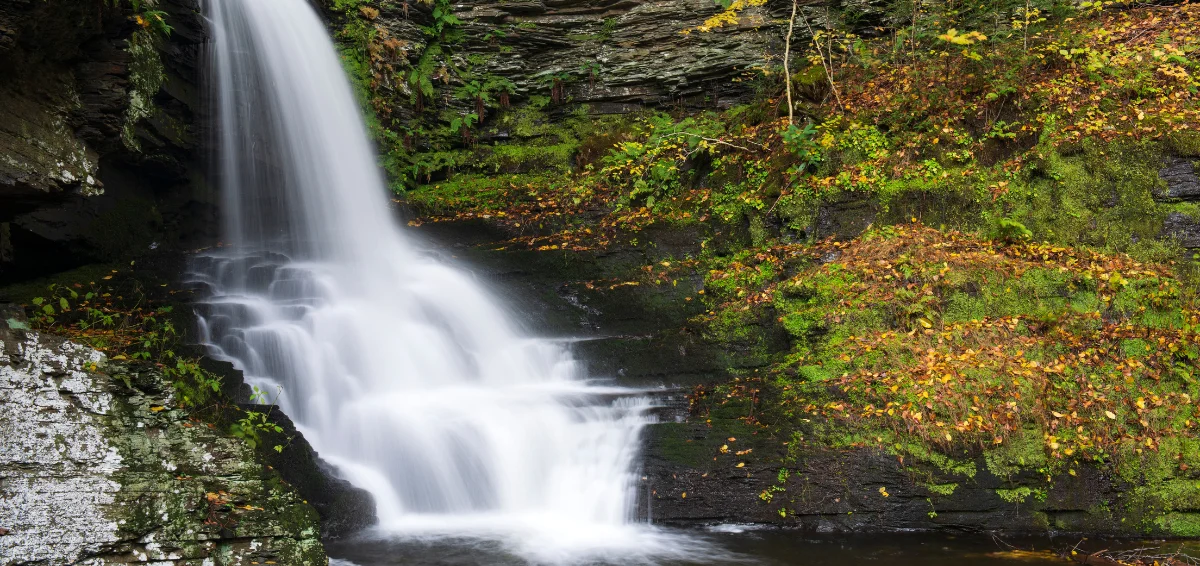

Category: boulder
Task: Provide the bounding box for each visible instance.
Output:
[0,318,327,565]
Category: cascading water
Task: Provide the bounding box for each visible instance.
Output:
[190,0,698,562]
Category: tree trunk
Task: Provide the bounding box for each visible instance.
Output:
[785,0,798,125]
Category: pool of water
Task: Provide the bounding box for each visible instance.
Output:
[327,527,1198,566]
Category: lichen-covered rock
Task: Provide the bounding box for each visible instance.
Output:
[0,82,103,206]
[0,322,119,563]
[0,324,327,566]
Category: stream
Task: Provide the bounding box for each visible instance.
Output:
[327,529,1200,565]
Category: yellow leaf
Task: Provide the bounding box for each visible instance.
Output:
[736,462,745,468]
[150,406,166,412]
[1105,410,1117,420]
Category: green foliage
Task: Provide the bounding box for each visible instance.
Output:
[927,482,958,496]
[782,122,822,175]
[230,410,285,452]
[109,0,173,36]
[420,0,463,41]
[600,114,727,210]
[165,357,223,407]
[407,43,442,108]
[23,278,224,408]
[996,486,1047,504]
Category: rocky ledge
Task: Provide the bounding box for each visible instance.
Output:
[0,317,327,566]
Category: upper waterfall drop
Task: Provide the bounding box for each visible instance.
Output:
[190,0,700,562]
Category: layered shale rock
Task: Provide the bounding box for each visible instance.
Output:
[0,0,211,283]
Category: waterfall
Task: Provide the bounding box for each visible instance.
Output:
[190,0,692,562]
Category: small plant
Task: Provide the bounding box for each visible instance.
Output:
[456,80,490,119]
[449,112,478,143]
[993,216,1033,241]
[420,0,463,41]
[487,76,516,108]
[231,385,289,452]
[482,28,507,46]
[534,71,576,104]
[782,122,822,174]
[108,0,172,35]
[579,61,602,88]
[230,410,285,452]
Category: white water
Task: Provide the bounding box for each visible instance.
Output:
[190,0,696,563]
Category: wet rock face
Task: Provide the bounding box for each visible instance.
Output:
[0,323,327,566]
[339,0,780,116]
[338,0,895,118]
[1163,211,1200,249]
[0,0,109,209]
[457,0,778,108]
[1159,157,1200,201]
[1157,156,1200,249]
[241,403,380,540]
[0,0,212,284]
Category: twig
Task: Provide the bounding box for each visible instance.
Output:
[663,132,763,153]
[801,12,844,113]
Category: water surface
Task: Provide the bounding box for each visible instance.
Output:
[327,529,1085,565]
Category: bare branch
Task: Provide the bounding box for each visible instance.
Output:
[663,132,762,153]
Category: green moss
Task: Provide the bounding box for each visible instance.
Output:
[1015,140,1169,253]
[898,442,978,479]
[996,486,1046,504]
[985,428,1051,480]
[0,264,117,303]
[1154,513,1200,537]
[122,29,167,152]
[926,482,958,496]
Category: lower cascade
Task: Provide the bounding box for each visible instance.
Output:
[187,0,679,560]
